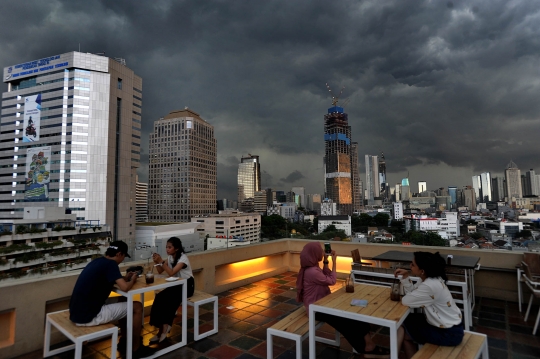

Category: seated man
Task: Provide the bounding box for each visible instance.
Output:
[69,240,155,359]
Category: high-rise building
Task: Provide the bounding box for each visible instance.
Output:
[136,177,148,223]
[378,152,387,199]
[462,186,476,210]
[291,186,305,208]
[1,51,141,247]
[254,189,272,215]
[238,154,261,211]
[523,169,540,196]
[491,176,506,202]
[505,160,522,200]
[401,178,410,201]
[148,108,217,222]
[365,154,380,204]
[418,181,427,194]
[480,172,492,202]
[350,143,362,211]
[472,175,481,202]
[448,186,457,206]
[323,103,353,214]
[395,183,401,201]
[306,194,322,213]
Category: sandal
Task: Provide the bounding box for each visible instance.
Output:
[362,345,390,359]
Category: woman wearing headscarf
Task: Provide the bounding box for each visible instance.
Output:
[296,242,390,358]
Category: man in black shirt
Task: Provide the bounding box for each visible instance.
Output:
[69,241,155,358]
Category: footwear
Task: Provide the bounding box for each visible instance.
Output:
[148,334,159,344]
[362,345,390,359]
[133,345,157,359]
[158,325,171,343]
[149,325,171,344]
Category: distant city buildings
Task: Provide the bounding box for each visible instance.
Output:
[318,215,351,235]
[135,177,148,223]
[191,210,261,243]
[350,143,362,211]
[378,153,387,201]
[291,186,305,208]
[238,154,261,212]
[148,108,217,222]
[365,154,379,204]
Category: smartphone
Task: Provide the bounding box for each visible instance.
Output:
[350,299,368,307]
[324,242,331,254]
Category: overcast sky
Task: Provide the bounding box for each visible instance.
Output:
[2,0,540,200]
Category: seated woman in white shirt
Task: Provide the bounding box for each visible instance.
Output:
[394,252,463,359]
[149,237,195,343]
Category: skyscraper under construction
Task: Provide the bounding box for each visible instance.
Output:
[323,87,360,215]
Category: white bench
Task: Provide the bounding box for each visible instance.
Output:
[187,290,218,340]
[266,306,340,359]
[411,330,488,359]
[44,310,118,359]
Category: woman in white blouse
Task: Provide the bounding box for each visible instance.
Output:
[394,252,463,359]
[149,237,195,343]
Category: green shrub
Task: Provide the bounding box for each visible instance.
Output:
[15,225,28,234]
[13,252,44,264]
[35,240,63,249]
[0,244,33,255]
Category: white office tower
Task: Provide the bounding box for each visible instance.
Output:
[365,154,380,204]
[395,183,401,201]
[418,181,427,194]
[1,52,142,247]
[393,202,403,220]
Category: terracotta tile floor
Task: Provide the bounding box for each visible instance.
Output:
[18,272,540,358]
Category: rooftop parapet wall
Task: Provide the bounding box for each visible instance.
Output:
[0,239,525,358]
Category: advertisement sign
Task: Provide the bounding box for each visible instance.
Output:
[23,94,41,142]
[24,146,51,201]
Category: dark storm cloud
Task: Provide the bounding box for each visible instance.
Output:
[2,0,540,198]
[280,171,306,184]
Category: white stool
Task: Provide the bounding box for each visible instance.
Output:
[44,310,118,359]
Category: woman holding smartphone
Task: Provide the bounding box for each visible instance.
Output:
[296,242,389,358]
[149,237,195,343]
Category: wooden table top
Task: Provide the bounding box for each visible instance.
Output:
[372,250,480,269]
[114,276,183,294]
[312,283,409,322]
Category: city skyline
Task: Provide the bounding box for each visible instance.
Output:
[1,1,540,201]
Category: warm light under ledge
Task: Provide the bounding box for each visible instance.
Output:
[229,256,268,269]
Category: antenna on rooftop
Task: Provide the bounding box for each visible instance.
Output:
[325,82,345,106]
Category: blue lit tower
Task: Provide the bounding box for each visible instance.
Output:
[323,85,354,215]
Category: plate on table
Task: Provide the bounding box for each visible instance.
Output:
[165,277,179,282]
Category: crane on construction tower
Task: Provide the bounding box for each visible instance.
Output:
[325,82,345,106]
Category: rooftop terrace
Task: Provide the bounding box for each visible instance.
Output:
[2,239,540,359]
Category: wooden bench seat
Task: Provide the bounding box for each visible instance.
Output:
[411,331,488,359]
[187,290,218,340]
[266,306,339,359]
[44,310,118,358]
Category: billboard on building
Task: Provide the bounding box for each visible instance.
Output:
[23,94,41,142]
[24,146,51,201]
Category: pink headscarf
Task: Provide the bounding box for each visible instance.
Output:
[296,242,323,303]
